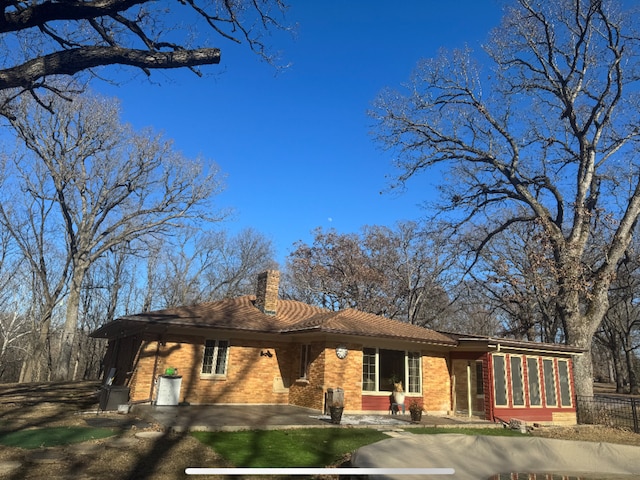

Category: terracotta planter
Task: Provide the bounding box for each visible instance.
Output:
[329,406,344,424]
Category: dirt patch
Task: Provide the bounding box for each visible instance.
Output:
[531,424,640,446]
[0,381,225,480]
[0,381,638,479]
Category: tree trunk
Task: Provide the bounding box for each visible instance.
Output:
[20,315,52,383]
[625,349,639,395]
[613,349,627,393]
[58,266,87,380]
[572,349,595,398]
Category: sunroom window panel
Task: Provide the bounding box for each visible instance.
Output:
[510,356,525,406]
[527,357,542,406]
[543,358,557,407]
[493,355,507,406]
[558,360,572,407]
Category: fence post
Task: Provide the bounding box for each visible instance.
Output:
[632,398,639,434]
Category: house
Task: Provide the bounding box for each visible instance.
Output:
[91,270,582,425]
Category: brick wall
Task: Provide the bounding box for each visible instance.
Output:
[288,342,324,410]
[422,352,451,414]
[125,334,455,414]
[322,343,363,411]
[127,334,295,405]
[128,339,161,402]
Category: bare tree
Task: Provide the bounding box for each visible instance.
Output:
[0,232,32,381]
[0,0,289,112]
[448,280,503,337]
[0,150,70,381]
[372,0,640,397]
[596,247,640,393]
[157,227,277,308]
[4,91,225,380]
[469,221,563,343]
[284,223,454,326]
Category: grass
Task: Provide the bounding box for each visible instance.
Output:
[192,428,389,467]
[193,427,530,468]
[0,427,116,449]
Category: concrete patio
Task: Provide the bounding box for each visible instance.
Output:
[131,404,495,432]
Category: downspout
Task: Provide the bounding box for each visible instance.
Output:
[149,337,162,403]
[467,362,472,418]
[487,353,496,422]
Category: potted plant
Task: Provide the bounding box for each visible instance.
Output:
[329,401,344,424]
[409,400,423,422]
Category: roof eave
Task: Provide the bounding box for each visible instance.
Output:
[456,337,585,355]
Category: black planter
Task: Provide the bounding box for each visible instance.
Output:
[410,410,422,422]
[329,406,344,424]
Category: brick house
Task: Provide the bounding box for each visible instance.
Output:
[91,270,582,425]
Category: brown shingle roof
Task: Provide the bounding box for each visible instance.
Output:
[91,295,454,346]
[282,308,456,345]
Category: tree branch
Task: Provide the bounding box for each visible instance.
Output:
[0,46,221,89]
[0,0,147,33]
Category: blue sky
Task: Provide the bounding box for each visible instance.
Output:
[95,1,503,264]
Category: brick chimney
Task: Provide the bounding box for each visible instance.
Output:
[255,270,280,316]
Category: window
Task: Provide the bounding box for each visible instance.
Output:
[510,356,525,406]
[299,344,312,379]
[475,361,484,395]
[362,348,376,391]
[543,358,557,406]
[527,357,542,406]
[201,339,229,375]
[407,352,421,393]
[492,355,507,406]
[361,348,421,393]
[558,359,572,407]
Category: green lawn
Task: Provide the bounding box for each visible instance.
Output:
[0,427,116,449]
[193,426,528,468]
[192,428,389,467]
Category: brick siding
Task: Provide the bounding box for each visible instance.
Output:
[422,352,451,413]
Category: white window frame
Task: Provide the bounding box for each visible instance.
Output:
[361,347,422,394]
[407,351,422,394]
[362,347,377,392]
[201,339,229,377]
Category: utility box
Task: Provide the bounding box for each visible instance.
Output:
[156,375,182,406]
[99,385,130,411]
